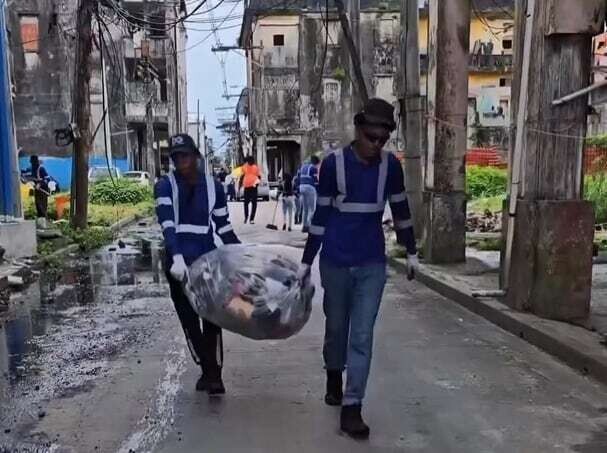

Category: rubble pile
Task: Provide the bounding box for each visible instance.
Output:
[467,210,502,233]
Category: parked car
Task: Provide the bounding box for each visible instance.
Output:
[237,180,270,201]
[123,171,151,186]
[88,166,122,184]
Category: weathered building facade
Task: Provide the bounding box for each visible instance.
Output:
[7,0,188,186]
[239,0,513,183]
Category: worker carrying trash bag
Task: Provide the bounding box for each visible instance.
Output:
[155,133,241,395]
[184,244,314,341]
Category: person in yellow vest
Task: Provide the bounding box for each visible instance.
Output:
[239,156,262,224]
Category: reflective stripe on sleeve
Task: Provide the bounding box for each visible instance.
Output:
[389,191,407,203]
[213,207,228,217]
[217,224,234,235]
[155,197,172,207]
[161,220,175,230]
[176,224,209,234]
[394,219,413,230]
[309,225,325,235]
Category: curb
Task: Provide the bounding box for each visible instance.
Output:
[389,257,607,386]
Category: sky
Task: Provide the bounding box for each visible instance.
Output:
[184,0,247,154]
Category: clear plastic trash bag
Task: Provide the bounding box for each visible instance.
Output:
[184,244,314,340]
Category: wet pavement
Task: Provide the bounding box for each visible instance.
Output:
[1,202,607,452]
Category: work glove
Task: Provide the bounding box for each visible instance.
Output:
[170,254,189,283]
[296,263,311,285]
[406,253,419,281]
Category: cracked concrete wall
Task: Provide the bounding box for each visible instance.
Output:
[8,0,76,157]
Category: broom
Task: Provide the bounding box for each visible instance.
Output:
[266,198,279,230]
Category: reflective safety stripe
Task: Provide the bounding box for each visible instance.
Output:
[376,151,389,202]
[155,197,172,207]
[213,207,228,217]
[206,175,216,218]
[161,220,175,230]
[335,148,346,194]
[309,225,325,235]
[332,147,389,213]
[168,172,179,225]
[176,224,209,234]
[317,196,332,206]
[389,191,407,203]
[394,219,413,230]
[217,224,234,235]
[334,199,386,213]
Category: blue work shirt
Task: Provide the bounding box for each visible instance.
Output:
[302,145,416,267]
[155,170,240,266]
[297,163,318,187]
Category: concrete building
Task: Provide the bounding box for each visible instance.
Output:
[239,0,513,184]
[7,0,188,187]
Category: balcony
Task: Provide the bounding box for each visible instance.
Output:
[420,54,513,74]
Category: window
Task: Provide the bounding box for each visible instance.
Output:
[499,77,512,87]
[20,15,39,53]
[273,34,284,46]
[502,39,513,50]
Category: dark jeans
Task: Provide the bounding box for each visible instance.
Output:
[244,186,258,222]
[166,271,223,379]
[35,190,48,218]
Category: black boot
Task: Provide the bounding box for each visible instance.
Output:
[340,405,370,439]
[196,374,226,395]
[324,370,343,406]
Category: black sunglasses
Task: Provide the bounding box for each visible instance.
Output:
[362,130,390,145]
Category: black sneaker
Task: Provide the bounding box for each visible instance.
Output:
[250,220,255,225]
[196,374,210,392]
[288,227,292,232]
[324,370,343,406]
[282,224,286,231]
[340,405,370,439]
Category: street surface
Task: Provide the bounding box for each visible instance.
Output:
[1,201,607,452]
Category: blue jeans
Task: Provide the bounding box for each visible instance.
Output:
[299,184,317,228]
[320,261,387,406]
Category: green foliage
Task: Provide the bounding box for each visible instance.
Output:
[585,174,607,224]
[586,134,607,148]
[466,166,508,199]
[468,195,505,214]
[57,223,113,252]
[333,67,346,82]
[88,201,154,227]
[89,179,152,205]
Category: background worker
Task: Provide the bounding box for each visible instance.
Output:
[239,156,261,224]
[298,98,419,439]
[22,155,51,229]
[155,134,240,395]
[278,173,295,231]
[296,155,320,233]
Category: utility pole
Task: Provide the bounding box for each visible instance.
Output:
[258,43,269,181]
[400,0,424,239]
[423,0,470,263]
[197,99,200,149]
[145,98,155,178]
[71,0,96,229]
[173,8,181,133]
[502,0,605,322]
[334,0,368,104]
[98,21,112,169]
[348,0,364,112]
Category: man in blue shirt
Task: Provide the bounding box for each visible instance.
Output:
[155,134,240,395]
[296,155,320,232]
[299,99,419,439]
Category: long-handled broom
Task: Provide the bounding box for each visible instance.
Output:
[266,198,279,230]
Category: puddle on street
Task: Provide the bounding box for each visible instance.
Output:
[0,225,167,410]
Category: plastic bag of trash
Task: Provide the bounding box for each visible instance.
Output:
[184,244,314,340]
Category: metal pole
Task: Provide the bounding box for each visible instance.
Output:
[99,20,112,169]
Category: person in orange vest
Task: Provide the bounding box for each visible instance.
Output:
[239,156,262,224]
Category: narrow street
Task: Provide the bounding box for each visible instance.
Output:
[1,202,607,452]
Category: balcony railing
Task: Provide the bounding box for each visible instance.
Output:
[420,54,513,73]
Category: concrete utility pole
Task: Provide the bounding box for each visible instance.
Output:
[423,0,470,263]
[348,0,364,112]
[334,0,368,104]
[71,0,96,229]
[400,0,424,239]
[145,99,155,178]
[503,0,605,322]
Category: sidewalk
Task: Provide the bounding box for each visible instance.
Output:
[390,247,607,388]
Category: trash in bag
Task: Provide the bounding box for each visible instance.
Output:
[184,244,314,340]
